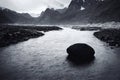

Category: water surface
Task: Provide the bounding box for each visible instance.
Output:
[0,28,120,80]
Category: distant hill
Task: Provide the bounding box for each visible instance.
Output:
[0,7,35,24]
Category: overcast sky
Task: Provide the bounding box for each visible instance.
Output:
[0,0,71,17]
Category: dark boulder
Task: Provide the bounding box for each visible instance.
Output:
[67,43,95,61]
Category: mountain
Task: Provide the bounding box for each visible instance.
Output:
[90,0,120,22]
[38,8,61,24]
[37,0,102,24]
[59,0,103,23]
[1,0,120,24]
[0,7,35,24]
[38,0,120,24]
[0,7,13,23]
[56,8,67,14]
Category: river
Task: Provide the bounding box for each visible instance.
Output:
[0,27,120,80]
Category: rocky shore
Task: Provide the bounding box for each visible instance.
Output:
[0,25,62,47]
[94,28,120,47]
[72,27,102,31]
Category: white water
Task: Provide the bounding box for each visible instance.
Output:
[0,28,120,80]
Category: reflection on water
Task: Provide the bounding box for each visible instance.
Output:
[0,28,120,80]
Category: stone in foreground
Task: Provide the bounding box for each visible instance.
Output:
[67,43,95,60]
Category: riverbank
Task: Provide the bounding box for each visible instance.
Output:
[94,28,120,47]
[72,26,102,31]
[0,25,62,47]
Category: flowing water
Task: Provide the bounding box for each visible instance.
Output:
[0,27,120,80]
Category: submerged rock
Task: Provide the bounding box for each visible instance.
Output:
[67,43,95,61]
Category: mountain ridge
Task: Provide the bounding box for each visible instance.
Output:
[1,0,120,24]
[0,7,35,24]
[38,0,120,24]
